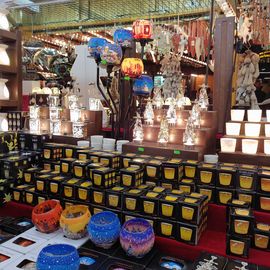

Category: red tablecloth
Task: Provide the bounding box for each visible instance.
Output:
[1,202,270,267]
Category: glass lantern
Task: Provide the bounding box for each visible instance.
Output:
[88,37,107,59]
[133,75,153,96]
[68,95,79,110]
[89,98,101,111]
[50,120,62,135]
[49,107,61,121]
[100,43,123,65]
[132,19,153,40]
[0,44,10,66]
[72,122,85,138]
[29,118,40,134]
[121,58,144,78]
[113,29,133,48]
[70,109,81,122]
[0,78,9,100]
[29,106,40,119]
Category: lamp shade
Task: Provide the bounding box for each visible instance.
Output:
[226,123,241,136]
[230,110,245,121]
[121,58,144,78]
[133,75,153,96]
[247,110,262,122]
[113,29,133,47]
[267,110,270,122]
[264,140,270,155]
[242,139,258,154]
[265,124,270,137]
[245,123,261,137]
[0,78,9,100]
[0,11,9,31]
[100,43,122,65]
[0,44,10,65]
[132,19,153,40]
[0,113,8,131]
[88,37,107,59]
[220,138,236,152]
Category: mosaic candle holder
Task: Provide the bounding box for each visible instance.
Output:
[32,200,63,233]
[36,244,80,270]
[60,205,91,239]
[88,211,120,249]
[120,218,155,258]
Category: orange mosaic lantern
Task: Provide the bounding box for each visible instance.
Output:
[132,19,153,40]
[121,58,144,78]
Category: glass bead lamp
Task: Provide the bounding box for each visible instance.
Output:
[0,78,9,100]
[0,44,10,65]
[132,19,153,40]
[113,29,133,48]
[121,58,144,78]
[100,43,122,65]
[242,139,258,154]
[88,37,107,59]
[133,75,153,96]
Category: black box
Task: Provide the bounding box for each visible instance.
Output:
[99,258,142,270]
[0,217,33,235]
[197,163,216,186]
[24,187,37,205]
[47,175,68,196]
[91,187,106,205]
[88,151,103,163]
[191,253,228,270]
[225,259,257,270]
[92,167,116,188]
[216,165,237,188]
[62,144,76,158]
[81,240,119,257]
[197,185,216,203]
[226,199,251,222]
[87,163,104,181]
[36,193,48,204]
[237,165,257,191]
[23,167,40,184]
[159,180,179,190]
[141,191,162,216]
[182,160,199,179]
[60,158,76,175]
[62,178,82,199]
[216,188,235,205]
[256,193,270,212]
[145,159,162,181]
[76,149,92,160]
[73,160,92,178]
[226,234,250,258]
[29,134,50,151]
[157,218,177,239]
[129,158,148,169]
[106,186,127,209]
[179,179,196,194]
[43,143,63,160]
[18,132,28,150]
[99,152,120,169]
[120,153,137,168]
[75,180,93,202]
[11,185,34,203]
[257,170,270,194]
[253,223,270,251]
[161,158,183,181]
[120,167,144,187]
[236,190,256,209]
[159,194,181,220]
[123,188,146,213]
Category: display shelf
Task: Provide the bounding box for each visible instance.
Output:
[0,29,17,42]
[0,65,17,74]
[1,202,269,268]
[219,151,270,166]
[0,100,19,108]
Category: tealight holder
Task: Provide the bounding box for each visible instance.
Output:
[70,109,81,122]
[254,223,270,250]
[220,138,236,153]
[231,110,245,121]
[226,234,250,258]
[245,123,261,137]
[265,140,270,155]
[247,110,262,122]
[226,122,241,136]
[75,180,92,201]
[49,107,61,121]
[73,122,85,138]
[242,139,258,154]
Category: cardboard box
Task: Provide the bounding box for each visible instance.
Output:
[226,234,250,258]
[161,158,183,181]
[145,159,162,181]
[179,179,196,194]
[182,160,199,179]
[197,163,217,186]
[120,153,137,168]
[60,158,76,175]
[92,167,116,188]
[253,223,270,251]
[196,185,216,203]
[141,191,162,216]
[256,193,270,212]
[156,219,177,239]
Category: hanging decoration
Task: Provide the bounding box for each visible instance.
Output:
[133,112,144,143]
[152,87,164,109]
[144,98,154,125]
[236,51,260,109]
[121,58,144,78]
[133,19,153,40]
[158,117,169,144]
[100,43,122,65]
[133,75,153,96]
[190,101,201,128]
[88,38,108,59]
[113,29,133,48]
[183,116,196,146]
[198,84,209,111]
[160,52,182,99]
[166,98,177,125]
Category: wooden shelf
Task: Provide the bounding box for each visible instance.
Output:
[0,29,17,42]
[0,100,19,107]
[0,65,17,74]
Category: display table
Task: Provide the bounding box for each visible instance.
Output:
[0,202,270,267]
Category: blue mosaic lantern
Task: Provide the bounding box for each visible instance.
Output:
[100,43,123,65]
[113,29,133,47]
[133,75,153,96]
[88,37,107,59]
[36,244,80,270]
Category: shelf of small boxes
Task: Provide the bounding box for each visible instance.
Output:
[220,109,270,165]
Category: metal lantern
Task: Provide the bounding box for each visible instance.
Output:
[88,37,107,59]
[121,58,144,78]
[100,43,123,65]
[50,120,61,135]
[73,122,85,138]
[113,29,133,48]
[132,19,153,40]
[133,75,153,96]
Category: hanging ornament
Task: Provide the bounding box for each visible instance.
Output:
[183,116,196,146]
[100,43,122,65]
[133,75,153,96]
[133,112,144,143]
[144,98,154,125]
[113,29,133,48]
[121,58,144,79]
[88,37,107,59]
[198,84,209,111]
[166,98,177,125]
[132,19,153,40]
[158,117,169,144]
[190,101,201,128]
[152,87,164,109]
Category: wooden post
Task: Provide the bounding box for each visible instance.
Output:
[213,16,235,133]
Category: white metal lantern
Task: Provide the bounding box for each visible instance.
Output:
[247,110,262,122]
[48,95,59,107]
[29,106,40,119]
[264,140,270,155]
[226,123,241,136]
[265,124,270,137]
[0,44,10,65]
[70,109,81,122]
[50,120,61,135]
[49,107,60,121]
[29,118,40,134]
[230,110,245,121]
[89,98,101,111]
[72,122,85,138]
[68,95,79,109]
[0,78,9,100]
[220,138,236,153]
[0,11,9,31]
[0,113,8,131]
[242,139,258,154]
[267,110,270,122]
[244,123,261,137]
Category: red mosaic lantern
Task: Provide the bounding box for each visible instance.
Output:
[121,58,144,78]
[132,19,153,40]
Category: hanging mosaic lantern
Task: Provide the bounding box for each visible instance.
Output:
[121,58,144,79]
[113,29,133,48]
[100,43,122,65]
[132,20,153,40]
[88,37,107,59]
[133,75,153,96]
